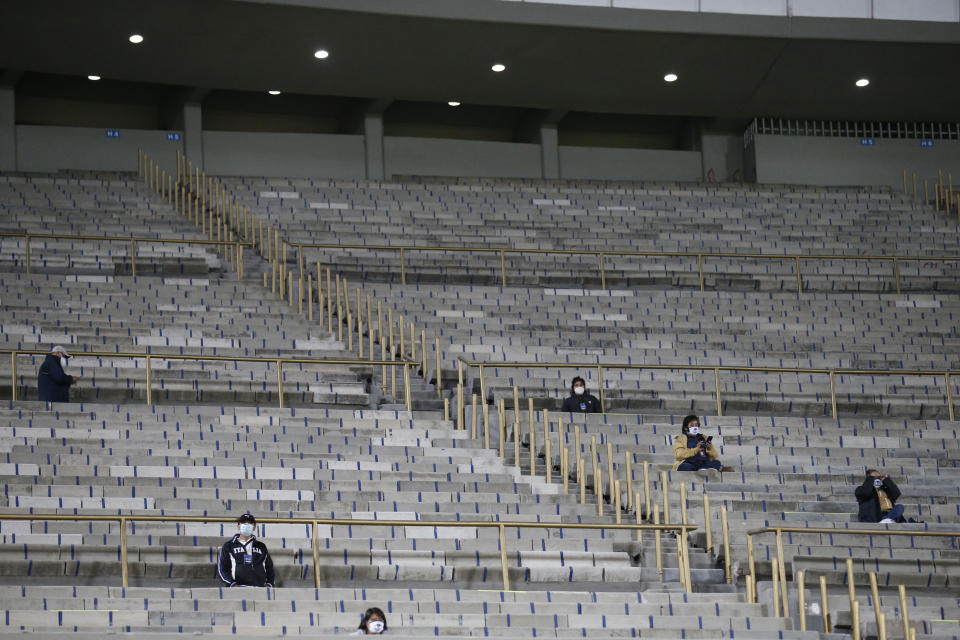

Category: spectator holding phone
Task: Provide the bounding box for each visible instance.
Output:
[856,469,905,523]
[673,415,732,472]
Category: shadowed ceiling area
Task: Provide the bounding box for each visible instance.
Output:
[2,0,960,121]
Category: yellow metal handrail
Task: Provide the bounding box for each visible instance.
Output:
[744,525,960,632]
[457,359,956,422]
[293,241,960,293]
[5,349,417,411]
[0,512,697,591]
[0,232,252,279]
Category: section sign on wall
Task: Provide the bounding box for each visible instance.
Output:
[859,138,875,146]
[920,139,935,148]
[166,132,182,141]
[105,129,121,138]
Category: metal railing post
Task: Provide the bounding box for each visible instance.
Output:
[145,355,152,406]
[499,250,506,288]
[714,367,722,416]
[120,516,129,587]
[698,253,705,292]
[312,520,321,588]
[24,236,30,275]
[399,247,406,286]
[776,528,789,616]
[599,253,606,290]
[893,257,902,294]
[830,370,838,419]
[498,523,510,591]
[795,256,802,293]
[277,359,284,409]
[403,365,413,412]
[597,365,605,412]
[9,352,16,402]
[747,532,756,602]
[797,569,807,631]
[820,575,832,632]
[721,505,732,584]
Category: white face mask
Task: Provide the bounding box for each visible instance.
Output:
[367,620,384,634]
[573,386,585,396]
[238,523,255,536]
[687,426,699,436]
[60,357,68,369]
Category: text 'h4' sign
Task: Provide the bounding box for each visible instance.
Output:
[920,139,935,148]
[105,129,120,138]
[166,132,182,141]
[859,138,875,146]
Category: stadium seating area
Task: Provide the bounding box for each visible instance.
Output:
[0,166,957,639]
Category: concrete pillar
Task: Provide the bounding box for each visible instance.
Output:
[183,102,203,171]
[540,123,559,179]
[0,85,15,171]
[364,113,385,181]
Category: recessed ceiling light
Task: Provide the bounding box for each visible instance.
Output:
[448,101,461,107]
[491,63,506,73]
[855,78,870,87]
[128,34,144,44]
[314,49,330,60]
[268,90,281,96]
[87,75,101,81]
[664,73,678,83]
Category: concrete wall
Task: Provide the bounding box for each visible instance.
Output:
[15,125,181,176]
[702,134,745,182]
[202,131,365,178]
[384,136,542,178]
[506,0,960,22]
[558,145,702,181]
[752,135,960,187]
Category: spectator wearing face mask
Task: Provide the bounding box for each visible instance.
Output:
[673,415,732,472]
[217,514,275,587]
[37,345,79,403]
[561,376,602,413]
[856,469,905,524]
[352,607,387,635]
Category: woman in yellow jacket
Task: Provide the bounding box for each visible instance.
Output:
[673,415,730,471]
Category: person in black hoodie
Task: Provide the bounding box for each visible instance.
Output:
[855,469,905,523]
[217,514,275,587]
[561,376,602,413]
[37,346,78,403]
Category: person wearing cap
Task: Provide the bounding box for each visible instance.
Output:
[217,514,275,587]
[561,376,603,413]
[37,346,79,403]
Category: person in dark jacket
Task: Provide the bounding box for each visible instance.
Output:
[561,376,602,413]
[217,514,275,587]
[855,469,905,523]
[37,346,78,403]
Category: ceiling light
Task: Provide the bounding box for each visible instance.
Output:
[664,73,678,83]
[491,63,506,73]
[448,101,461,107]
[128,34,144,44]
[268,90,281,96]
[855,78,870,87]
[314,49,329,60]
[87,75,101,81]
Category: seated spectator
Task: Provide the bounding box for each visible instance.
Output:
[217,514,275,587]
[561,376,602,413]
[673,415,732,472]
[37,345,78,403]
[352,607,387,635]
[856,469,905,523]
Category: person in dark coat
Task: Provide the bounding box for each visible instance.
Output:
[561,376,602,413]
[37,346,78,403]
[217,513,275,587]
[855,469,905,523]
